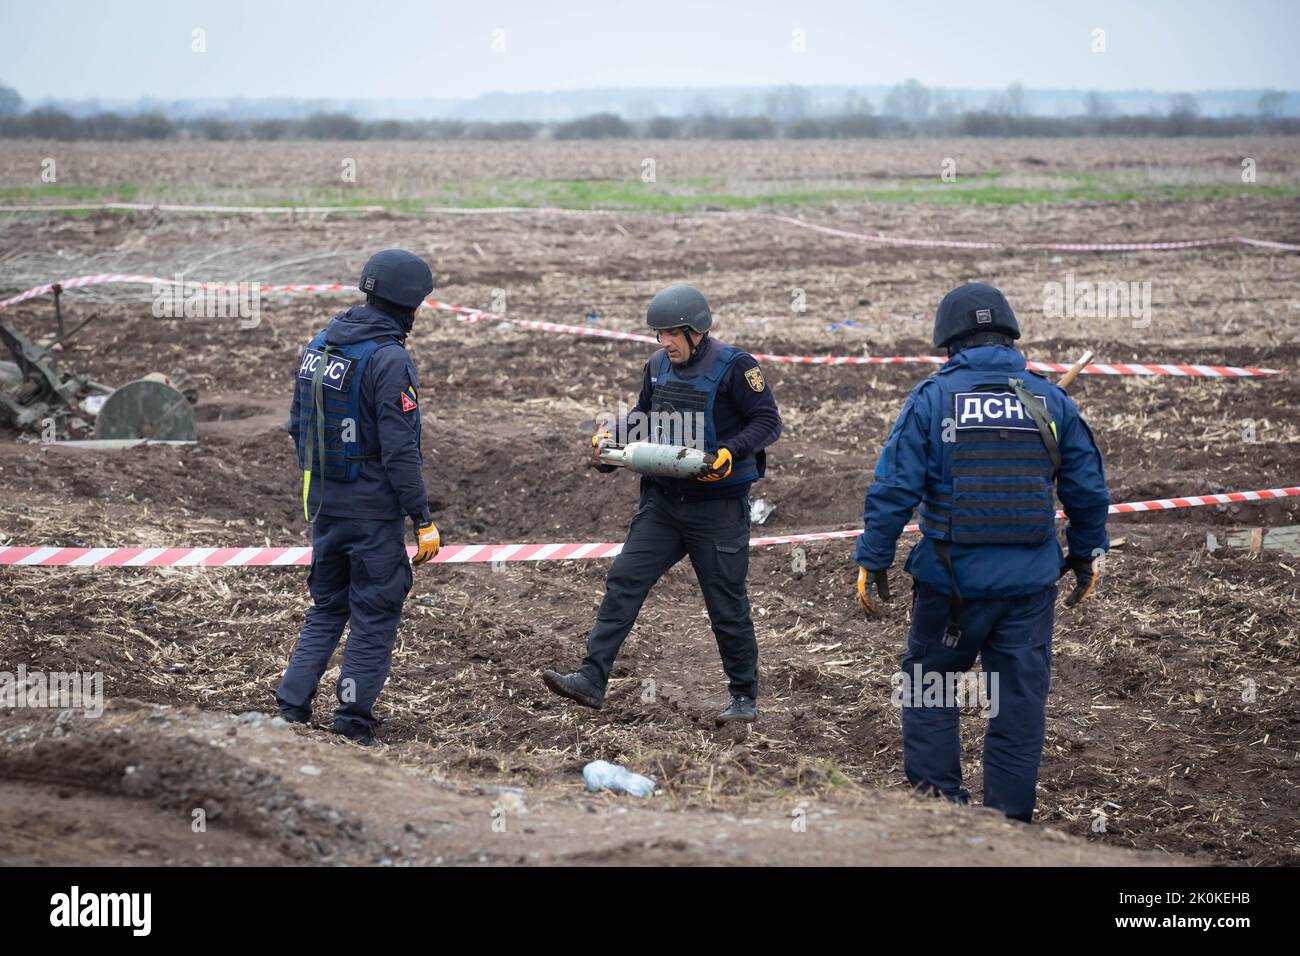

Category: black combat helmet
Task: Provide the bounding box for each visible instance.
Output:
[647,284,713,334]
[358,249,434,310]
[932,283,1021,351]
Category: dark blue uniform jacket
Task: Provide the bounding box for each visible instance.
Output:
[288,305,430,522]
[620,336,782,500]
[854,345,1109,599]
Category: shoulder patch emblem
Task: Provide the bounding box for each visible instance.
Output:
[744,366,766,393]
[400,385,418,412]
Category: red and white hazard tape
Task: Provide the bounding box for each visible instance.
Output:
[2,487,1295,568]
[431,299,662,344]
[774,215,1300,253]
[0,274,353,312]
[0,275,1282,378]
[429,299,1282,377]
[741,353,1278,377]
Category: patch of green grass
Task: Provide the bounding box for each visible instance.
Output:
[455,174,1300,210]
[4,171,1299,214]
[0,183,143,203]
[799,759,856,789]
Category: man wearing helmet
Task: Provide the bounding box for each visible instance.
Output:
[542,285,782,726]
[853,283,1110,821]
[276,249,441,746]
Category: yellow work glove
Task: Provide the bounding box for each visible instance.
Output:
[857,566,891,614]
[697,447,733,482]
[412,517,441,565]
[590,430,616,473]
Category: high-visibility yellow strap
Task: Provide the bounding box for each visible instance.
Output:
[302,469,311,521]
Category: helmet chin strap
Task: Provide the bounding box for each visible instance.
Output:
[685,328,707,360]
[367,293,416,333]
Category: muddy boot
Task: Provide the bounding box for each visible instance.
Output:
[332,728,382,749]
[716,694,757,726]
[334,727,385,748]
[542,670,604,709]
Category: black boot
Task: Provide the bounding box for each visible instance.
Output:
[541,670,605,709]
[277,706,311,725]
[716,694,757,726]
[334,727,384,748]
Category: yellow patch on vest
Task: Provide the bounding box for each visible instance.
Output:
[744,366,766,392]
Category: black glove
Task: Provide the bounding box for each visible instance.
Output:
[857,566,891,613]
[1060,552,1100,607]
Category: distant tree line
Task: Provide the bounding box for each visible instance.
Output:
[1,78,1297,141]
[4,108,1297,141]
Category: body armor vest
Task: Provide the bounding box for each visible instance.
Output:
[918,374,1059,547]
[649,344,759,488]
[292,331,399,483]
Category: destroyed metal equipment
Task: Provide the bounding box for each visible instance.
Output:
[598,441,715,479]
[0,316,197,442]
[0,318,104,432]
[93,375,196,441]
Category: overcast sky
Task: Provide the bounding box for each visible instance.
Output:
[3,0,1297,101]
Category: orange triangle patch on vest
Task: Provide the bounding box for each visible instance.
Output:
[401,390,418,412]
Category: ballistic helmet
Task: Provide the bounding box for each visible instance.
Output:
[932,283,1020,350]
[358,249,434,310]
[647,284,712,334]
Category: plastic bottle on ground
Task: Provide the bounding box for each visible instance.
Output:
[582,759,656,797]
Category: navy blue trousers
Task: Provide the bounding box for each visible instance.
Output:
[580,481,758,698]
[275,515,411,737]
[900,582,1055,821]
